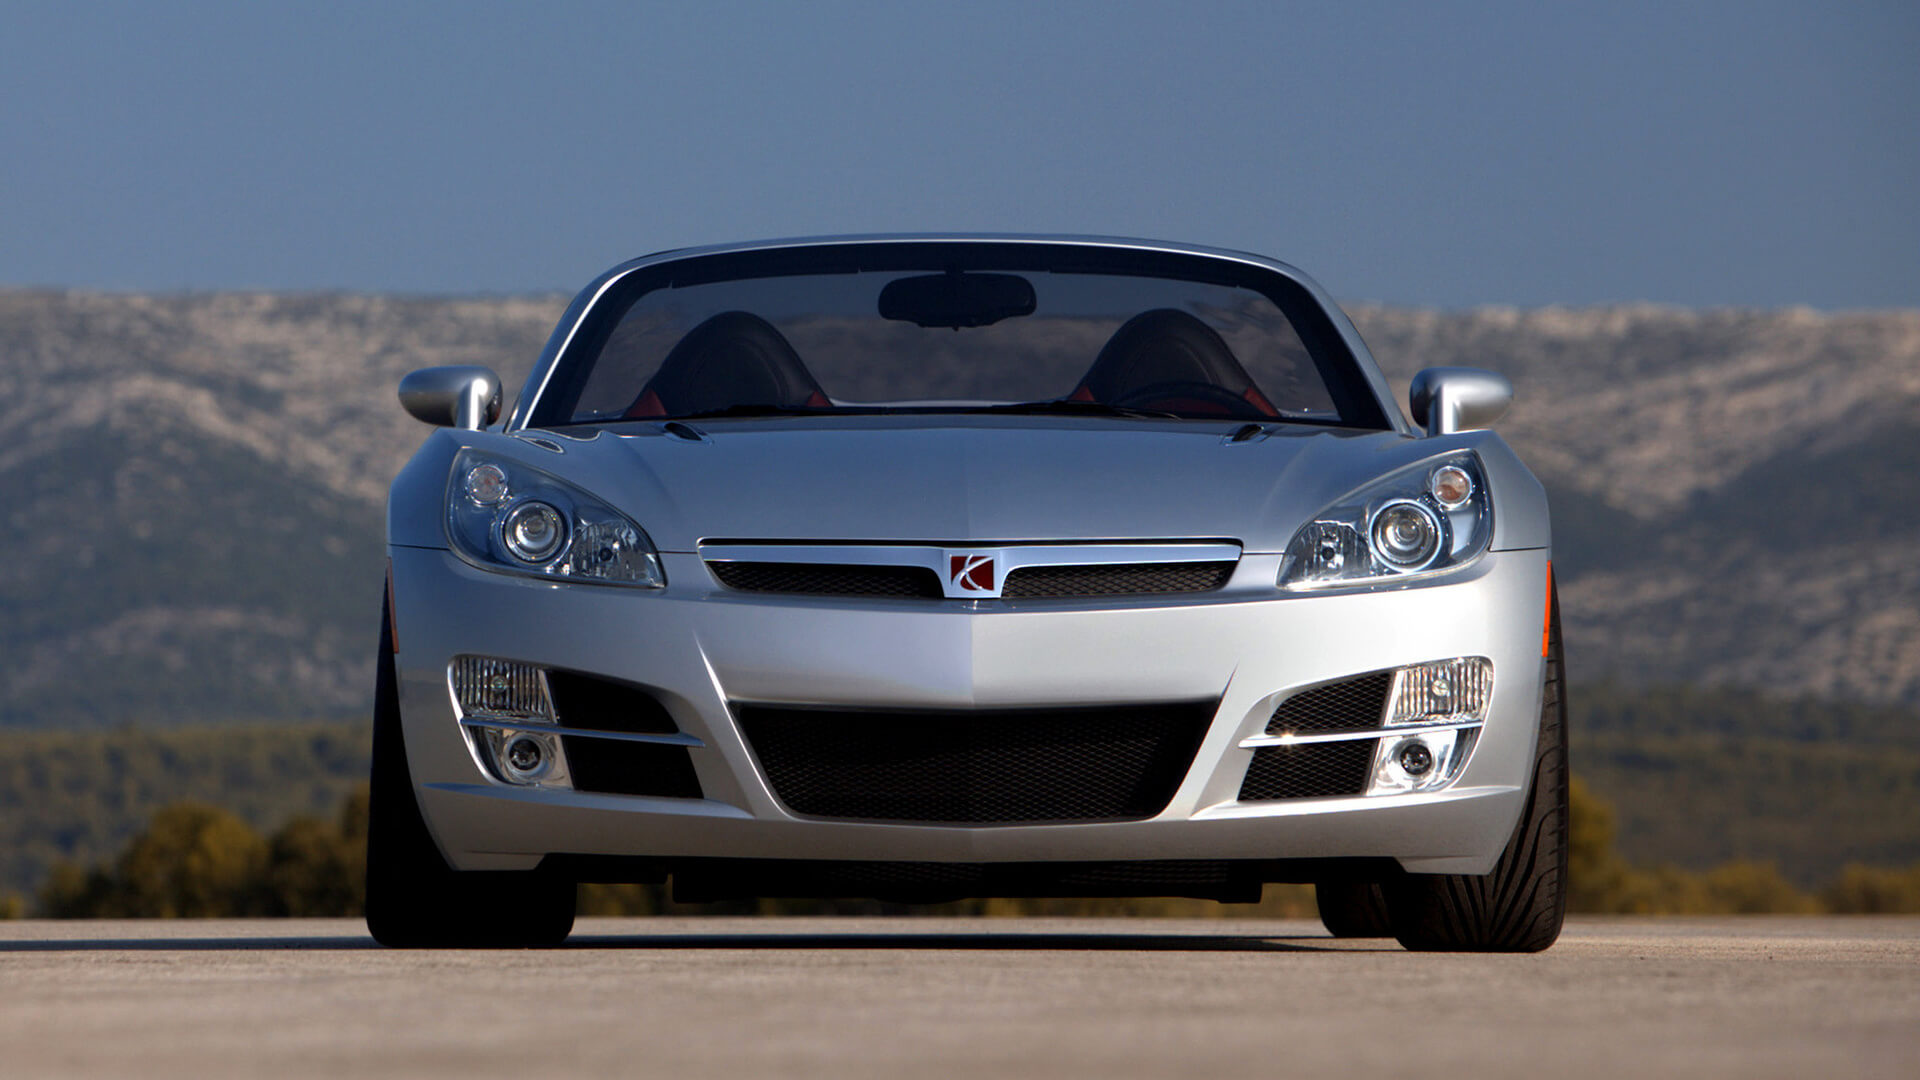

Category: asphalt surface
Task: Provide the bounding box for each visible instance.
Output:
[2,916,1916,1078]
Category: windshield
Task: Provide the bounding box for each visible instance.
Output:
[526,242,1390,429]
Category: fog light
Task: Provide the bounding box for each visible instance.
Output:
[1369,728,1473,796]
[451,656,556,721]
[483,727,570,788]
[503,730,549,772]
[1398,741,1434,776]
[1387,657,1492,725]
[506,735,545,773]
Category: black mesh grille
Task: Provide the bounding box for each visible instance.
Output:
[1001,561,1236,598]
[563,736,704,799]
[546,670,678,734]
[736,702,1214,824]
[1238,740,1377,800]
[708,561,943,598]
[1265,671,1394,734]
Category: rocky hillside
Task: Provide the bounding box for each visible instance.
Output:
[1,290,1915,726]
[0,292,563,725]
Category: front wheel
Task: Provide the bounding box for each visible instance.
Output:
[364,590,575,948]
[1385,580,1569,952]
[1315,880,1394,938]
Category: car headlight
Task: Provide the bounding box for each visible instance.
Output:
[1278,452,1491,589]
[445,448,665,588]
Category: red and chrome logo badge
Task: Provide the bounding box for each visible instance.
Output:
[949,553,996,594]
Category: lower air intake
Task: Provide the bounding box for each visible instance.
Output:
[1265,671,1394,734]
[1239,739,1377,801]
[545,671,703,799]
[736,702,1214,824]
[563,736,704,799]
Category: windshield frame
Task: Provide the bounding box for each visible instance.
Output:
[514,237,1401,433]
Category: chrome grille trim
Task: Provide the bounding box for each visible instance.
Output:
[458,718,705,748]
[1239,719,1482,748]
[702,541,1241,600]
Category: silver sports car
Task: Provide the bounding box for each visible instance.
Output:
[367,235,1566,951]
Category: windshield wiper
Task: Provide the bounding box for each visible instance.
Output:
[667,403,844,420]
[970,399,1185,420]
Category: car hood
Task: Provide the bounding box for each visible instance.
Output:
[522,417,1422,553]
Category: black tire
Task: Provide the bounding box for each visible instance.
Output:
[1385,581,1569,952]
[364,589,575,948]
[1315,880,1394,937]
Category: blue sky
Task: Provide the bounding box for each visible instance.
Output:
[2,0,1914,307]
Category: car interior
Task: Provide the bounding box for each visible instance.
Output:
[624,305,1279,420]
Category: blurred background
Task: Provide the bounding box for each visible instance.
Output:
[2,0,1916,917]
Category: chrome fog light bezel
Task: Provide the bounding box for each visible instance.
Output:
[1366,656,1493,796]
[448,655,575,790]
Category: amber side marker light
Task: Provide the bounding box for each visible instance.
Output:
[1541,561,1554,658]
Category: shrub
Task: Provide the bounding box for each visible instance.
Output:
[1822,864,1920,914]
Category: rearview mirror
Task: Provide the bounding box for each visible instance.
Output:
[1408,367,1512,436]
[399,366,502,429]
[878,271,1036,329]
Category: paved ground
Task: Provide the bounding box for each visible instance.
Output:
[2,916,1916,1078]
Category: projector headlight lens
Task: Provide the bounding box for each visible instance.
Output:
[1370,500,1442,570]
[503,501,566,563]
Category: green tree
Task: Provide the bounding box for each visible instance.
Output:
[261,782,368,916]
[111,802,269,917]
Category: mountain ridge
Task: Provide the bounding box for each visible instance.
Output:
[3,289,1915,725]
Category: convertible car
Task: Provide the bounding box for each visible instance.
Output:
[368,235,1566,951]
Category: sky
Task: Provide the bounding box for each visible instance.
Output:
[2,0,1915,308]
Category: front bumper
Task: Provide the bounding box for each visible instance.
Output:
[389,545,1551,878]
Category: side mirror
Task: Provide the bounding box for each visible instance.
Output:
[398,366,502,429]
[1408,367,1512,436]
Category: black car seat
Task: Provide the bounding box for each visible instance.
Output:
[625,311,829,418]
[1072,308,1278,417]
